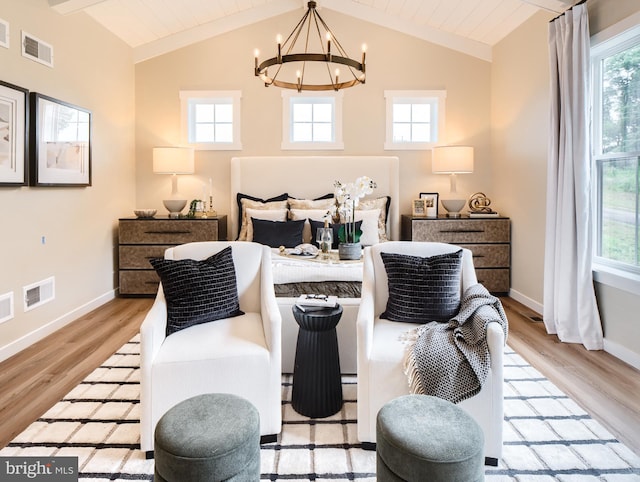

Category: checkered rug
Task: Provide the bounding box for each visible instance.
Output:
[2,335,639,481]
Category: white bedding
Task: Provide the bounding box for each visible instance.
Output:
[270,248,363,284]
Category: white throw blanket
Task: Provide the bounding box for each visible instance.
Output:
[270,248,363,284]
[402,283,508,403]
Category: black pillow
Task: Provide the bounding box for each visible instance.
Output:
[309,219,363,249]
[236,192,289,239]
[251,218,305,248]
[380,250,463,323]
[150,246,244,336]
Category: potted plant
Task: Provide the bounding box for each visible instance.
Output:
[333,176,376,260]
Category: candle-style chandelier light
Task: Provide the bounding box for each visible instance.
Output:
[254,1,366,92]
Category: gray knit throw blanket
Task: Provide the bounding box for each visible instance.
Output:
[402,283,509,403]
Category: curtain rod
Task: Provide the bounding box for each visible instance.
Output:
[550,0,587,23]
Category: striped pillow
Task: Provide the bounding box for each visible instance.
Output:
[380,250,463,323]
[150,246,244,336]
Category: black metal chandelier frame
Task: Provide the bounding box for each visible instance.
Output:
[254,1,366,92]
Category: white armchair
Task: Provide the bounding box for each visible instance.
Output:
[356,241,504,466]
[140,241,282,454]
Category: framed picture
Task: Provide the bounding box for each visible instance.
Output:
[412,198,427,217]
[29,93,91,186]
[0,80,28,186]
[420,192,439,218]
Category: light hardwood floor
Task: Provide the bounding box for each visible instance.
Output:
[0,296,639,456]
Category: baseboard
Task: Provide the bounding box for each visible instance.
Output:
[0,289,116,363]
[508,288,543,315]
[509,289,640,370]
[603,338,640,371]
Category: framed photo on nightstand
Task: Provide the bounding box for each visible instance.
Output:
[419,192,439,218]
[412,198,427,217]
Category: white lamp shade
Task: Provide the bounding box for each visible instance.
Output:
[152,147,195,174]
[432,146,474,174]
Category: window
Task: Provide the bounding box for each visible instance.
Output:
[281,90,344,150]
[180,90,242,150]
[384,90,446,150]
[592,23,640,283]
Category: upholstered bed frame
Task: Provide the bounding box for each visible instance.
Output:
[230,156,400,373]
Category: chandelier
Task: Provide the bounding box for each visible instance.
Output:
[254,1,366,92]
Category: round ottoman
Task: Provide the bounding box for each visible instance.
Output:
[376,395,484,482]
[154,393,260,482]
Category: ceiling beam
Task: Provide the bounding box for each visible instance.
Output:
[133,0,301,63]
[49,0,108,15]
[320,0,494,62]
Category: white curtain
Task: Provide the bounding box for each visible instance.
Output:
[544,4,603,350]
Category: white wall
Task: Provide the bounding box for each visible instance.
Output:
[134,9,493,237]
[0,0,136,360]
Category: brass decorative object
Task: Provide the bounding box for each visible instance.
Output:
[468,192,495,213]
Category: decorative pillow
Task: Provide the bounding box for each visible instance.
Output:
[288,196,335,210]
[236,192,288,240]
[309,219,363,249]
[289,208,331,243]
[358,196,391,242]
[380,250,463,323]
[244,207,288,242]
[251,218,305,248]
[353,209,382,246]
[237,198,288,241]
[150,246,244,336]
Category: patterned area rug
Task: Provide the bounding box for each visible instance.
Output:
[2,335,639,481]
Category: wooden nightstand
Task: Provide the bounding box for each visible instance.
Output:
[118,216,228,296]
[401,215,511,295]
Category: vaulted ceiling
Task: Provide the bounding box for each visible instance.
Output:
[49,0,573,62]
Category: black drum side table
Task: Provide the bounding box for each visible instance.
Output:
[291,304,344,418]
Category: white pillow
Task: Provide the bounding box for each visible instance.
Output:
[354,209,381,246]
[289,208,330,243]
[245,208,288,242]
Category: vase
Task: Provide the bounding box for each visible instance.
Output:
[338,242,362,260]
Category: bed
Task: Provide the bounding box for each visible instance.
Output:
[231,156,400,373]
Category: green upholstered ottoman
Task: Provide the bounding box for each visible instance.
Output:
[376,395,484,482]
[154,393,261,482]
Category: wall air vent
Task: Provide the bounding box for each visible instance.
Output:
[0,292,14,324]
[0,18,8,49]
[21,31,54,67]
[23,276,55,312]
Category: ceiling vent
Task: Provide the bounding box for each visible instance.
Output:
[21,31,54,67]
[0,292,14,324]
[0,18,8,49]
[23,276,55,312]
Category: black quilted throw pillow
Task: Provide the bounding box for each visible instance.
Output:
[380,250,463,323]
[150,246,244,336]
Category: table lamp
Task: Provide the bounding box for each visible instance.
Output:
[432,145,474,218]
[153,146,195,218]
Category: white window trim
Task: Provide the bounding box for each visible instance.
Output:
[281,90,344,151]
[180,90,242,151]
[590,16,640,292]
[384,90,446,150]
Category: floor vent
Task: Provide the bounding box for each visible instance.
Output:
[529,315,544,322]
[0,18,8,49]
[23,276,55,312]
[21,31,53,67]
[0,292,14,324]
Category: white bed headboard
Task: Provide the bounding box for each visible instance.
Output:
[230,156,400,241]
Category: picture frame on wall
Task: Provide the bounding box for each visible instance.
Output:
[412,198,427,217]
[0,80,29,186]
[29,93,92,186]
[419,192,439,218]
